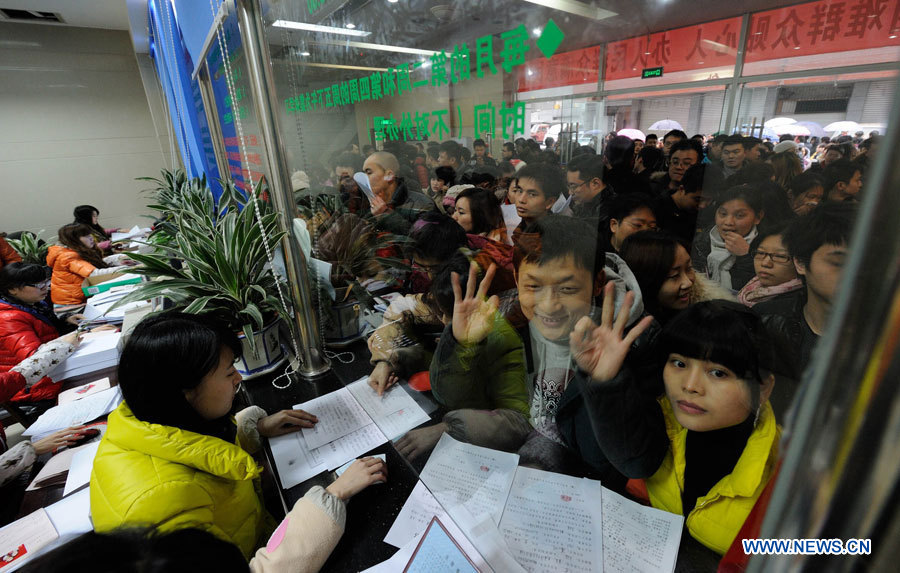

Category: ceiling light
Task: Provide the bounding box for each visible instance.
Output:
[300,51,311,56]
[532,28,541,37]
[346,23,356,29]
[891,34,898,39]
[301,62,389,72]
[521,0,616,21]
[388,0,399,3]
[271,20,371,37]
[310,38,438,56]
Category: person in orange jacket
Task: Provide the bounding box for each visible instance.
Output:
[46,224,130,306]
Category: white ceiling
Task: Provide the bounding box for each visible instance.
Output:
[0,0,131,30]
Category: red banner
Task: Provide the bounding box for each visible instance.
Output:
[517,46,601,92]
[604,17,741,81]
[745,0,900,61]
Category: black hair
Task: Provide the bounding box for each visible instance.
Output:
[663,129,687,142]
[711,134,729,144]
[333,152,364,172]
[409,211,467,261]
[646,133,659,142]
[502,141,517,157]
[473,139,486,148]
[117,312,242,442]
[514,215,603,278]
[743,136,762,150]
[0,262,50,296]
[515,163,566,201]
[566,154,604,182]
[426,146,440,161]
[432,166,456,186]
[789,171,824,197]
[679,163,706,195]
[782,202,856,267]
[604,136,636,170]
[620,231,689,318]
[823,159,861,192]
[497,160,516,176]
[428,251,472,318]
[438,140,462,164]
[716,184,764,216]
[638,145,664,171]
[724,161,775,188]
[722,134,746,149]
[462,165,500,188]
[460,147,472,162]
[58,223,107,268]
[660,301,775,409]
[608,192,657,222]
[669,139,702,159]
[455,187,504,236]
[73,205,109,239]
[691,134,704,141]
[748,221,792,253]
[18,528,247,573]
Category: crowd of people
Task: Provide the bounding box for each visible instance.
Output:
[0,125,874,570]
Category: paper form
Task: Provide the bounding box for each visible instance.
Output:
[601,487,683,573]
[45,487,93,538]
[23,387,122,439]
[405,517,479,573]
[57,378,111,405]
[385,480,451,549]
[0,509,59,572]
[110,225,145,242]
[62,441,100,497]
[310,423,388,470]
[298,387,375,449]
[419,434,518,527]
[335,453,387,477]
[347,377,430,440]
[498,467,603,573]
[269,430,327,490]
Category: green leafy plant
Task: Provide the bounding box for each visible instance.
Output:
[113,178,288,355]
[6,231,52,265]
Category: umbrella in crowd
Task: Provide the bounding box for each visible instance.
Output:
[617,128,646,141]
[795,121,826,138]
[764,117,796,127]
[772,124,811,136]
[649,119,683,130]
[824,120,862,133]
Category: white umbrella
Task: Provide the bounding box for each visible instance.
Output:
[772,124,811,136]
[824,120,862,133]
[649,119,683,130]
[795,121,826,138]
[764,117,796,128]
[617,128,646,141]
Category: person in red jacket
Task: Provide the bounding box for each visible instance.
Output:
[0,263,78,403]
[0,234,23,271]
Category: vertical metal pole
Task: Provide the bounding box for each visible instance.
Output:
[197,61,231,183]
[722,12,750,134]
[235,0,330,377]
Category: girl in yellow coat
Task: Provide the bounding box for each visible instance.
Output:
[569,289,780,555]
[90,312,387,563]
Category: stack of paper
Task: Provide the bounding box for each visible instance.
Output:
[53,332,122,380]
[110,225,148,242]
[23,387,122,441]
[57,377,111,405]
[270,379,430,490]
[25,434,103,492]
[384,434,684,573]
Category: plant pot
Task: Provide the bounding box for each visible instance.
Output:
[323,294,363,345]
[236,319,287,379]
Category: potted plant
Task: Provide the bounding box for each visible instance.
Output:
[5,231,52,265]
[113,176,291,378]
[299,196,409,344]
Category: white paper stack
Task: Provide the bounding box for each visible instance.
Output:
[24,386,122,441]
[53,332,122,380]
[57,377,111,405]
[110,225,148,242]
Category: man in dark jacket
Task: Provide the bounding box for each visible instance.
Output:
[363,151,435,235]
[654,161,705,245]
[566,154,615,230]
[756,203,856,414]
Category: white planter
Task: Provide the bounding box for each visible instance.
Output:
[236,320,287,379]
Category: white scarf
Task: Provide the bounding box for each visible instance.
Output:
[707,226,758,291]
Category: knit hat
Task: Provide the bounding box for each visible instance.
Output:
[773,141,798,154]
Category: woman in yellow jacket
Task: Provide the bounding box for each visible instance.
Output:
[46,223,130,306]
[569,292,780,555]
[90,312,387,563]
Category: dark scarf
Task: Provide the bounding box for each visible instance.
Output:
[0,294,65,333]
[681,415,754,516]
